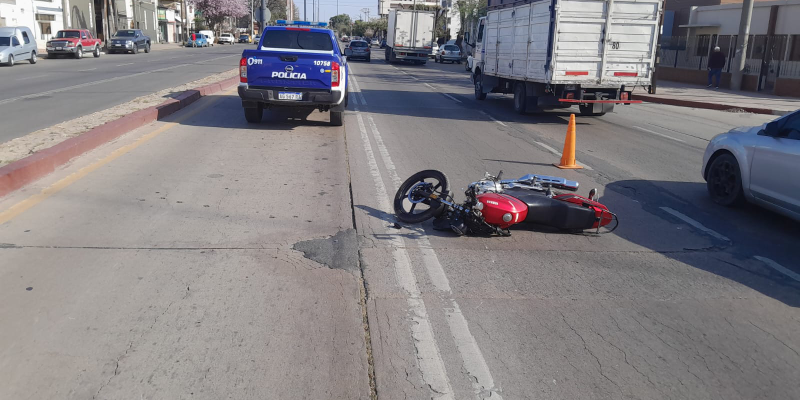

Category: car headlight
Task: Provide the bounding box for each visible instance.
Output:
[126,40,133,45]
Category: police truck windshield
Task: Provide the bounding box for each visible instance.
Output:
[262,30,333,51]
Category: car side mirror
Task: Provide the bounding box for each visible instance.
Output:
[759,121,781,137]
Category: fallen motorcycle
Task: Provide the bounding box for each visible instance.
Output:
[393,170,618,236]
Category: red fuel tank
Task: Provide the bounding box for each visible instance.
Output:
[476,193,528,229]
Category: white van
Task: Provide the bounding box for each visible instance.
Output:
[0,26,38,66]
[199,30,215,46]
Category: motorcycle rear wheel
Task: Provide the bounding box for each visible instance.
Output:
[394,170,449,223]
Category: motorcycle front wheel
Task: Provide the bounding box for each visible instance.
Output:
[394,170,450,223]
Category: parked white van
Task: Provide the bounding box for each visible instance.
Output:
[199,30,215,46]
[0,26,38,66]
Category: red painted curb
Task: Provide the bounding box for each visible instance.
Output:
[0,76,239,198]
[634,94,777,115]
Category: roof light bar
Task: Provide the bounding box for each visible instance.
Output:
[275,20,328,27]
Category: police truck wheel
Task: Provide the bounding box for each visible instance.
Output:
[330,111,344,126]
[244,106,262,123]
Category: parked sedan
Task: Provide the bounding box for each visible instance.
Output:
[702,109,800,221]
[344,40,371,62]
[108,29,151,54]
[239,34,252,43]
[186,34,209,47]
[435,44,461,64]
[371,38,379,46]
[219,33,235,45]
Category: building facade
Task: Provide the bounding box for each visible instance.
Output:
[659,0,800,96]
[0,0,65,42]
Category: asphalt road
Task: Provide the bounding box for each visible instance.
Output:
[0,44,244,143]
[0,54,798,399]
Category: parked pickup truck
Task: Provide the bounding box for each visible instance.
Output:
[46,29,102,59]
[238,20,348,126]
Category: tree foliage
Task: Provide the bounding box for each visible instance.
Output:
[191,0,248,31]
[329,14,352,32]
[454,0,487,35]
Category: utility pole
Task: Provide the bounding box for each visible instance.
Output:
[260,0,267,26]
[181,0,188,42]
[730,0,755,91]
[304,0,307,20]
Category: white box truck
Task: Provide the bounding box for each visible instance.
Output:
[385,9,436,65]
[466,0,663,116]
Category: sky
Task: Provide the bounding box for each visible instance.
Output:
[295,0,379,25]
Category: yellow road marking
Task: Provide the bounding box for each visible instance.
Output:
[0,88,236,225]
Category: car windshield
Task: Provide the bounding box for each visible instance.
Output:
[56,31,81,38]
[351,41,368,47]
[444,45,459,51]
[0,37,10,46]
[115,30,136,37]
[262,30,333,51]
[240,35,248,39]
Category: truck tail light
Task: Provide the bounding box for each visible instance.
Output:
[239,57,247,83]
[331,61,340,87]
[565,92,575,99]
[620,92,629,101]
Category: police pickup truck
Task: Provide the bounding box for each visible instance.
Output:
[238,21,348,126]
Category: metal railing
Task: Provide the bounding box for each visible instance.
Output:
[659,34,800,80]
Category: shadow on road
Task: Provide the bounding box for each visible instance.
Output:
[603,179,800,307]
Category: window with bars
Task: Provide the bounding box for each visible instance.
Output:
[694,35,711,57]
[790,35,800,61]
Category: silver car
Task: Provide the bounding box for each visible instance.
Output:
[435,44,461,64]
[345,40,371,62]
[702,109,800,221]
[0,26,38,66]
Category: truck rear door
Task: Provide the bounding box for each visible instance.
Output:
[412,12,434,49]
[551,0,661,85]
[394,12,414,48]
[247,29,336,90]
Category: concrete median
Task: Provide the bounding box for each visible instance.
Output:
[0,76,238,198]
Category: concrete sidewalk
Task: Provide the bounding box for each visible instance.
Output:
[632,81,799,115]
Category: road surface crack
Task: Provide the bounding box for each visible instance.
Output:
[559,312,622,394]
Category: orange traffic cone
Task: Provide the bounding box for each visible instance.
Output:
[554,114,583,169]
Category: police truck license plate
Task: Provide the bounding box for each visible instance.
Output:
[278,92,302,100]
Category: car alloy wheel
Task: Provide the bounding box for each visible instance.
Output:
[75,47,82,59]
[30,51,37,64]
[707,154,745,206]
[7,55,13,66]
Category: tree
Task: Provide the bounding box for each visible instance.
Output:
[191,0,248,32]
[455,0,486,36]
[329,14,352,32]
